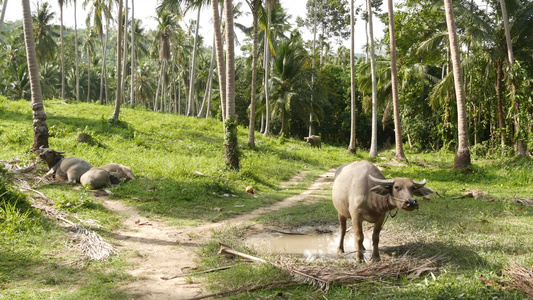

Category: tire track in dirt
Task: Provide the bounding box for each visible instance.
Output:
[103,168,336,300]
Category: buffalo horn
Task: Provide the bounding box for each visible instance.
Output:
[54,150,66,154]
[369,175,394,186]
[413,179,427,188]
[39,145,44,149]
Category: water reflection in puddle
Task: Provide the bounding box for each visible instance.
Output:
[246,229,373,261]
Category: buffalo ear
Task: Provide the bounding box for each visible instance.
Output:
[370,185,391,196]
[414,186,434,197]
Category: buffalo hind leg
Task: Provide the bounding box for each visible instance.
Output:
[371,216,386,262]
[337,214,347,255]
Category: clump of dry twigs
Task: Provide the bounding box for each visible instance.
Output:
[71,225,117,261]
[505,264,533,297]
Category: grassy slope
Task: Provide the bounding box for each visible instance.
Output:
[1,98,532,298]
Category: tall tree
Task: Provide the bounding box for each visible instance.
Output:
[58,0,65,99]
[223,0,239,169]
[387,0,405,160]
[366,0,378,157]
[130,0,135,104]
[111,0,123,120]
[443,0,470,169]
[262,0,276,137]
[32,2,58,65]
[348,0,356,153]
[499,0,525,156]
[83,28,95,102]
[245,0,262,147]
[0,0,7,34]
[22,0,49,149]
[73,0,80,101]
[211,0,226,121]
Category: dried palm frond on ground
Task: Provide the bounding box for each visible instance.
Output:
[71,225,117,261]
[505,264,533,297]
[512,198,533,206]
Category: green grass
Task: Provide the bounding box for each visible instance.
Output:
[1,98,532,298]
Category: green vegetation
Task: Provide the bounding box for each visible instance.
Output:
[1,99,532,298]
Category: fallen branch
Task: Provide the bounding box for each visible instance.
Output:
[218,243,266,263]
[183,280,295,300]
[161,265,235,280]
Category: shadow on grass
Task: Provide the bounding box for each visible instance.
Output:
[382,241,489,270]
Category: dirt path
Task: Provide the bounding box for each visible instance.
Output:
[102,169,336,300]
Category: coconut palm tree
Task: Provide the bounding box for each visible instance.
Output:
[211,0,226,120]
[366,0,378,157]
[111,0,124,120]
[33,2,58,66]
[387,0,406,160]
[443,0,470,169]
[58,0,65,99]
[83,28,96,102]
[348,0,356,153]
[153,9,178,111]
[245,0,262,147]
[22,0,49,149]
[0,0,8,34]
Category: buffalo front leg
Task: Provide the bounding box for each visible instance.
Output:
[337,214,347,255]
[352,216,365,262]
[371,216,386,262]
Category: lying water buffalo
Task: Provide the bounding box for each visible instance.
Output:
[332,160,433,262]
[39,148,93,184]
[304,135,321,149]
[80,167,121,189]
[100,163,135,181]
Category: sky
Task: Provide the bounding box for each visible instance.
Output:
[3,0,385,54]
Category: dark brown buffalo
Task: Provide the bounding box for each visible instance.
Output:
[332,161,433,262]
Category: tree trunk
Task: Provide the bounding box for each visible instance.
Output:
[87,48,91,102]
[495,59,506,150]
[212,1,226,121]
[348,0,357,153]
[224,0,239,170]
[187,8,201,116]
[130,0,135,105]
[367,0,378,157]
[60,3,65,99]
[122,0,128,104]
[198,37,216,118]
[111,0,123,120]
[387,0,406,160]
[499,0,526,156]
[74,0,79,101]
[247,2,259,147]
[99,33,105,104]
[443,0,471,169]
[309,0,317,138]
[0,0,8,33]
[22,0,48,150]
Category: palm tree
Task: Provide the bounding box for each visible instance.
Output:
[83,0,112,104]
[211,0,226,121]
[111,0,124,120]
[0,0,8,34]
[186,1,203,116]
[262,0,277,136]
[58,0,65,99]
[245,0,262,147]
[348,0,356,153]
[223,0,239,169]
[22,0,49,149]
[154,10,178,111]
[270,39,313,136]
[387,0,405,160]
[33,2,58,65]
[443,0,470,169]
[73,0,80,102]
[366,0,378,157]
[130,0,135,105]
[83,28,96,102]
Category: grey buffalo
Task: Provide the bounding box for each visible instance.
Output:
[39,148,93,184]
[80,167,121,189]
[100,163,135,181]
[304,135,321,149]
[332,160,433,262]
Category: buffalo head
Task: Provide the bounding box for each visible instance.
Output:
[369,175,433,211]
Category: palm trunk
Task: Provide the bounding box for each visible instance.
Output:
[198,38,216,118]
[309,0,317,138]
[247,3,259,147]
[495,60,505,150]
[367,0,378,157]
[122,0,128,104]
[223,0,239,170]
[443,0,471,169]
[130,0,135,105]
[348,0,356,153]
[99,33,105,104]
[111,0,123,120]
[212,1,226,121]
[87,49,91,102]
[387,0,406,160]
[22,0,48,150]
[262,4,271,137]
[60,3,65,99]
[187,7,201,116]
[74,0,79,101]
[0,0,8,33]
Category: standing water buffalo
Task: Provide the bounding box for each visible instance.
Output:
[332,160,433,262]
[304,135,321,149]
[39,148,93,184]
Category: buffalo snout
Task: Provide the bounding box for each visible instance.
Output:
[403,199,418,210]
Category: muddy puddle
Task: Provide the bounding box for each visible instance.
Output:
[246,227,374,261]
